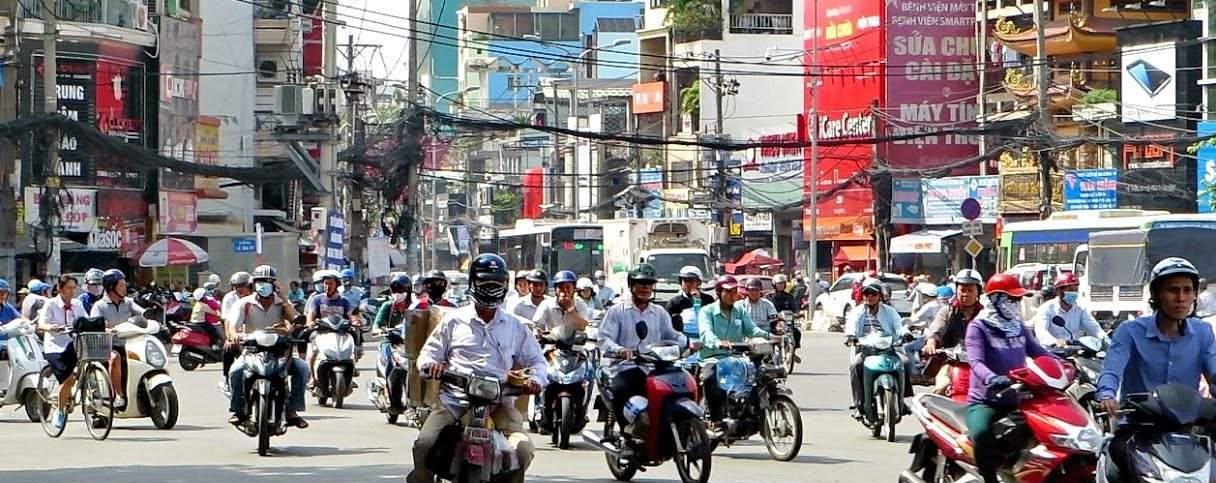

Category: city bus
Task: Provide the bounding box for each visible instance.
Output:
[496,220,605,278]
[996,209,1168,272]
[1075,214,1216,323]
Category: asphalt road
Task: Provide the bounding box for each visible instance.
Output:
[0,333,918,483]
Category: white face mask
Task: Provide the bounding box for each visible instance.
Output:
[87,284,103,296]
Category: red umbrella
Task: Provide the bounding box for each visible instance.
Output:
[136,237,210,267]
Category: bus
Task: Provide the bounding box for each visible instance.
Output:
[1075,214,1216,323]
[996,209,1168,272]
[496,220,605,278]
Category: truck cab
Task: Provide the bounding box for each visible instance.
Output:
[641,248,715,304]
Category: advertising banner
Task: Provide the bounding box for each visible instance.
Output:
[638,168,663,219]
[744,128,803,209]
[1063,169,1118,211]
[891,178,923,224]
[884,0,979,172]
[158,16,203,191]
[158,191,198,234]
[23,186,98,232]
[631,82,665,114]
[921,175,999,224]
[323,210,347,270]
[1122,42,1176,123]
[1198,122,1216,213]
[1119,165,1192,213]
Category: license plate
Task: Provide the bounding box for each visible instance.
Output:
[466,427,491,443]
[466,445,485,465]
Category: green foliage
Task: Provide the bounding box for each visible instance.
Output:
[680,82,700,116]
[666,0,722,38]
[1079,88,1117,105]
[491,189,521,226]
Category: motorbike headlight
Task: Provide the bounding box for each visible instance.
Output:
[1048,420,1106,453]
[467,377,501,400]
[145,340,166,369]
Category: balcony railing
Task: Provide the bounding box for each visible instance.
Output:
[729,13,792,34]
[24,0,147,30]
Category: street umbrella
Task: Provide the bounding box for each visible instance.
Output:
[137,237,210,267]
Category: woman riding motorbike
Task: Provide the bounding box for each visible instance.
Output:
[964,273,1053,483]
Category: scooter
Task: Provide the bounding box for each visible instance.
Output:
[310,315,356,408]
[169,320,225,371]
[233,328,298,456]
[853,331,909,442]
[773,311,798,375]
[368,324,411,424]
[0,318,47,422]
[921,346,969,403]
[537,325,595,449]
[1096,383,1215,483]
[422,369,531,483]
[900,355,1105,483]
[583,322,712,483]
[710,338,803,461]
[112,317,179,429]
[1046,316,1108,429]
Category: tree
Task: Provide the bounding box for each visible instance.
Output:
[491,189,522,226]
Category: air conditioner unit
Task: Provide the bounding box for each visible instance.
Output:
[274,85,303,125]
[134,3,149,30]
[301,87,316,116]
[255,56,287,84]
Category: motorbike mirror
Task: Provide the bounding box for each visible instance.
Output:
[634,321,649,340]
[1051,316,1067,328]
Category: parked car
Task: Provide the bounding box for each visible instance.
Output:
[813,273,912,322]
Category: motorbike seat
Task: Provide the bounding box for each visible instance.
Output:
[921,394,969,432]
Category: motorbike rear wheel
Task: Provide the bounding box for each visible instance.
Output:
[333,372,347,409]
[179,356,200,372]
[603,418,637,482]
[673,418,712,483]
[558,396,573,449]
[762,396,803,461]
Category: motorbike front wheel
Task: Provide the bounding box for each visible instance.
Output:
[782,338,797,375]
[762,396,803,461]
[673,418,712,483]
[871,388,885,438]
[885,389,899,443]
[150,384,179,430]
[179,356,200,371]
[333,372,347,409]
[603,418,637,482]
[558,396,573,449]
[256,392,272,456]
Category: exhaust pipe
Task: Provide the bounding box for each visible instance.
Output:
[581,430,620,455]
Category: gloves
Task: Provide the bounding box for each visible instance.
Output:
[845,335,858,347]
[987,375,1012,392]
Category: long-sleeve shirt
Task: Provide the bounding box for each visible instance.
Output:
[417,305,547,412]
[698,301,770,360]
[744,297,779,329]
[1032,299,1106,347]
[1096,315,1216,402]
[911,299,946,326]
[845,303,904,340]
[531,298,590,332]
[598,298,687,375]
[965,312,1050,406]
[666,291,716,332]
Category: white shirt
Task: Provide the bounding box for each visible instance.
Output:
[912,299,948,326]
[598,298,687,375]
[531,298,590,332]
[596,284,617,307]
[416,305,547,412]
[508,294,551,322]
[221,291,244,325]
[20,294,47,320]
[1032,298,1106,347]
[40,295,87,354]
[1199,291,1216,317]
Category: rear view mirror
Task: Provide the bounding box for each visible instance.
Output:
[635,321,649,340]
[1051,316,1066,328]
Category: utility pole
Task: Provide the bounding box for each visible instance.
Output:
[321,0,339,209]
[0,2,19,280]
[39,0,59,270]
[344,35,368,276]
[1033,0,1052,218]
[808,0,820,305]
[713,50,727,240]
[713,49,724,135]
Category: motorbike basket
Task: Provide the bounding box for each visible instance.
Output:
[75,332,114,362]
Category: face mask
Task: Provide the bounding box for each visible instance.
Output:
[314,284,324,294]
[87,285,103,296]
[255,282,274,298]
[1062,291,1079,305]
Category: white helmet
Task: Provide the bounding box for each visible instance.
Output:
[577,277,596,291]
[953,269,983,286]
[313,269,340,283]
[594,270,607,280]
[207,273,222,285]
[773,274,788,285]
[1150,257,1200,292]
[230,271,252,286]
[678,265,704,281]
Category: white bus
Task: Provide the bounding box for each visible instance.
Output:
[997,209,1168,272]
[495,220,605,278]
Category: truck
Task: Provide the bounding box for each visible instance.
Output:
[601,218,716,303]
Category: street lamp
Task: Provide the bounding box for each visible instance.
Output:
[428,86,479,270]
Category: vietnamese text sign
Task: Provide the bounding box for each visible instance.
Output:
[232,238,256,253]
[1063,169,1118,211]
[891,178,924,224]
[23,186,97,232]
[921,176,999,224]
[158,191,198,234]
[324,210,346,270]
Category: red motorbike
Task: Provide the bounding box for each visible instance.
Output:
[900,355,1105,483]
[924,347,970,403]
[170,320,225,371]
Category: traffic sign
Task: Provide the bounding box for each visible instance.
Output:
[964,237,984,258]
[961,220,983,236]
[961,198,982,221]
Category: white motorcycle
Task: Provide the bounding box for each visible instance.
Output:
[0,318,47,422]
[112,317,179,429]
[310,315,357,408]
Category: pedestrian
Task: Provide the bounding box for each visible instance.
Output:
[287,280,307,306]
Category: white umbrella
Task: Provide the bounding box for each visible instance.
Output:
[137,237,209,267]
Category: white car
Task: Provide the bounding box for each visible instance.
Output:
[813,273,913,323]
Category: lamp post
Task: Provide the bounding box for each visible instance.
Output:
[428,86,478,270]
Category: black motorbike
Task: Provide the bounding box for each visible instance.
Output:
[424,370,532,483]
[710,339,804,461]
[235,327,299,456]
[537,325,595,449]
[1097,383,1216,483]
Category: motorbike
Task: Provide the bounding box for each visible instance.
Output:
[233,327,299,456]
[853,331,909,442]
[1046,316,1108,428]
[310,315,357,408]
[112,317,179,429]
[774,311,798,375]
[920,346,969,403]
[368,323,411,424]
[169,320,225,371]
[537,325,595,449]
[709,338,804,461]
[0,318,47,422]
[582,322,712,483]
[422,369,531,483]
[901,355,1105,483]
[1096,383,1215,483]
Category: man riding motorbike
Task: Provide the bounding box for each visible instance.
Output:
[372,274,413,413]
[418,270,457,308]
[338,268,366,310]
[598,263,688,437]
[665,266,715,332]
[767,274,802,349]
[964,273,1052,483]
[845,279,908,419]
[1096,257,1216,479]
[78,268,105,314]
[699,275,771,431]
[407,253,547,483]
[20,279,49,321]
[227,264,309,429]
[532,270,589,332]
[594,270,617,308]
[1031,272,1106,347]
[508,269,551,322]
[305,269,360,383]
[921,269,984,394]
[38,274,89,429]
[90,269,144,410]
[911,286,953,327]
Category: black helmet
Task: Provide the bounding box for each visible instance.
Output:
[390,274,413,293]
[101,269,125,292]
[422,270,448,284]
[469,253,510,308]
[627,263,659,286]
[525,269,548,284]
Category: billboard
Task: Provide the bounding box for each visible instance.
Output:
[158,16,203,192]
[1198,122,1216,213]
[1063,169,1118,211]
[743,127,802,209]
[884,0,979,172]
[632,82,665,114]
[1122,42,1176,123]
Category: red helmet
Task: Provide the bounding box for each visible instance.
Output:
[1054,272,1079,290]
[985,273,1029,297]
[715,275,739,291]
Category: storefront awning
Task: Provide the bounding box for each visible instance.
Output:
[833,245,877,264]
[890,229,962,254]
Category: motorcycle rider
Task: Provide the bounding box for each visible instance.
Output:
[743,278,779,331]
[594,270,617,308]
[508,269,551,322]
[912,286,953,327]
[38,274,88,429]
[338,268,366,310]
[598,263,688,437]
[576,277,602,311]
[1198,278,1216,317]
[532,270,589,332]
[408,253,546,483]
[767,274,804,361]
[90,269,144,411]
[78,269,105,314]
[844,279,908,419]
[1096,257,1216,479]
[418,270,457,308]
[304,269,360,383]
[372,273,413,413]
[921,269,984,354]
[220,272,254,383]
[698,275,771,430]
[227,264,309,429]
[1032,272,1106,347]
[20,279,49,321]
[964,273,1052,483]
[665,266,715,333]
[189,282,224,347]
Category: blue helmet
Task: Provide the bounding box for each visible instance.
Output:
[28,280,50,294]
[340,268,356,281]
[0,278,10,293]
[936,286,955,299]
[101,269,125,292]
[553,270,577,286]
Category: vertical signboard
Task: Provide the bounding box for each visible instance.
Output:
[638,167,663,219]
[1198,122,1216,213]
[158,191,198,234]
[890,178,923,224]
[158,16,203,191]
[884,0,979,172]
[324,210,347,270]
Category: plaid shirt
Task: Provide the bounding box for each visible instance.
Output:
[745,297,778,328]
